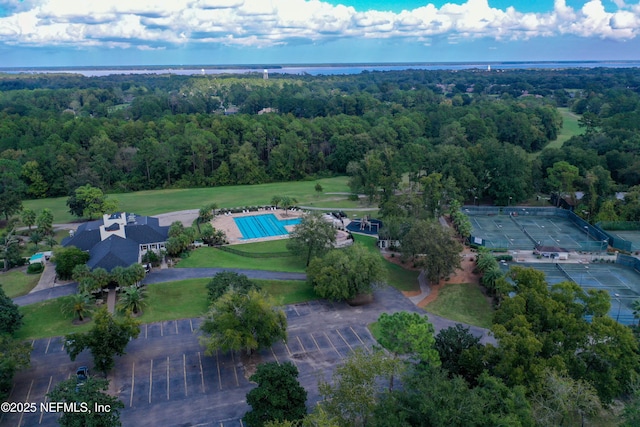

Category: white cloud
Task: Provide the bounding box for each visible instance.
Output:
[0,0,639,50]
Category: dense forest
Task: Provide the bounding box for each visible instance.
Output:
[2,67,640,222]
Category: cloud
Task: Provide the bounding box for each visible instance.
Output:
[0,0,638,51]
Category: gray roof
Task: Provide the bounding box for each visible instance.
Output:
[87,235,140,271]
[62,213,169,271]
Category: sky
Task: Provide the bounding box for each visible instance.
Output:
[0,0,639,67]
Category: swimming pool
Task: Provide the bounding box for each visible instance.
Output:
[29,253,44,264]
[234,214,302,239]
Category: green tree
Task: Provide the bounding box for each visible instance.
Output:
[61,292,94,322]
[271,195,282,208]
[206,271,260,303]
[287,212,336,266]
[21,160,49,198]
[0,159,26,221]
[64,307,140,374]
[400,220,462,284]
[245,362,308,427]
[29,231,42,251]
[307,244,385,302]
[0,333,31,401]
[47,377,124,427]
[280,195,298,216]
[377,311,440,365]
[547,161,580,206]
[199,223,227,246]
[200,289,287,356]
[54,246,91,280]
[314,182,323,194]
[531,369,602,427]
[0,285,23,335]
[68,184,119,220]
[36,208,54,236]
[44,236,57,250]
[20,208,36,231]
[0,228,20,272]
[318,348,400,427]
[195,203,217,233]
[116,286,147,316]
[434,324,485,385]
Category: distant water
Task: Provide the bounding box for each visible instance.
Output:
[3,61,640,77]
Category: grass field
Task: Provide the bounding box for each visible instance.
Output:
[176,246,306,272]
[424,283,493,329]
[543,107,582,152]
[16,278,314,340]
[23,176,351,224]
[352,234,420,292]
[0,269,41,298]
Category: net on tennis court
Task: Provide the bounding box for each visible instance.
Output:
[555,263,575,283]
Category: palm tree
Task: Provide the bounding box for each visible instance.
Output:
[62,292,93,322]
[30,231,42,251]
[117,286,147,316]
[476,252,497,272]
[482,265,504,295]
[44,236,57,250]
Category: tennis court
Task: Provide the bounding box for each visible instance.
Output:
[607,230,640,252]
[508,262,640,325]
[470,213,607,251]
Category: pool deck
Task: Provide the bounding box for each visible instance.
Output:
[211,208,305,244]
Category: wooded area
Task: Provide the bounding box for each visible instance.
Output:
[1,67,639,224]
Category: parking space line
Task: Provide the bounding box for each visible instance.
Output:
[166,356,170,400]
[336,329,354,353]
[230,352,239,386]
[292,305,300,316]
[284,343,293,356]
[198,352,205,393]
[270,347,280,364]
[160,322,164,337]
[38,376,53,424]
[350,327,367,346]
[129,362,135,407]
[215,350,222,390]
[296,336,306,353]
[61,340,65,351]
[183,354,188,397]
[310,333,321,351]
[175,320,179,335]
[145,324,148,339]
[324,332,342,358]
[18,379,34,426]
[149,359,153,403]
[240,420,245,427]
[190,319,194,333]
[44,337,51,354]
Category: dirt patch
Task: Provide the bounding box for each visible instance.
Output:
[417,248,482,308]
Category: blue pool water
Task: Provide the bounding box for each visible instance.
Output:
[234,214,301,239]
[29,253,44,263]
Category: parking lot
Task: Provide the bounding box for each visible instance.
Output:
[2,287,492,426]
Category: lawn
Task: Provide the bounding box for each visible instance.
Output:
[227,239,289,253]
[424,283,494,329]
[0,269,41,298]
[352,234,420,292]
[16,296,95,340]
[23,176,350,224]
[537,107,582,154]
[16,277,315,340]
[176,246,306,272]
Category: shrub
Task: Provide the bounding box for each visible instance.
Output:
[27,263,44,274]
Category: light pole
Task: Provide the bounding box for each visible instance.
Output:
[615,293,621,322]
[508,196,512,206]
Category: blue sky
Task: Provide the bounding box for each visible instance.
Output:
[0,0,639,67]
